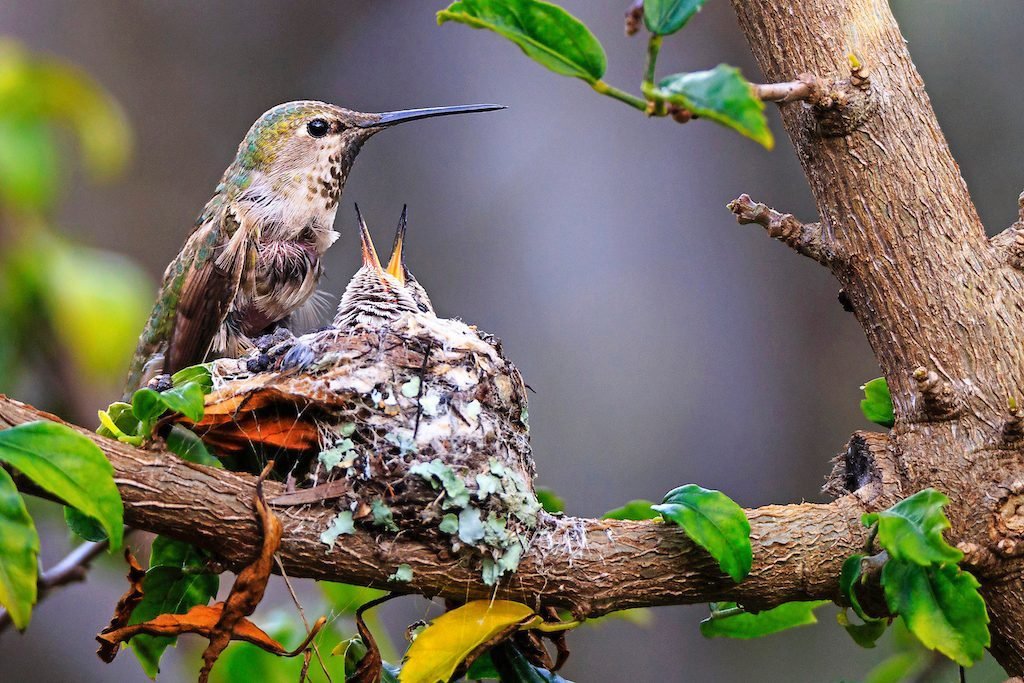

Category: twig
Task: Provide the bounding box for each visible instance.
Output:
[727,193,831,264]
[413,340,433,440]
[753,77,819,103]
[275,554,333,683]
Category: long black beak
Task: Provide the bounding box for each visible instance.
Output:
[363,103,506,128]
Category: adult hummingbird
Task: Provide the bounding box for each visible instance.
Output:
[124,99,501,397]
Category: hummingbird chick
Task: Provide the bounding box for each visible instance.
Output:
[386,205,435,315]
[333,205,423,330]
[280,206,432,371]
[124,100,501,398]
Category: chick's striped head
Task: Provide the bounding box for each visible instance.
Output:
[333,205,420,330]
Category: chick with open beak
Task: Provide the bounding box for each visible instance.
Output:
[384,205,435,315]
[333,205,420,330]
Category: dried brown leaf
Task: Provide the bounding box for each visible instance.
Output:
[199,462,283,682]
[95,549,147,662]
[349,594,396,683]
[96,603,309,656]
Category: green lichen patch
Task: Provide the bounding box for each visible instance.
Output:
[318,438,355,470]
[384,430,416,456]
[320,510,355,549]
[475,473,501,500]
[388,563,413,583]
[410,458,471,508]
[458,507,486,544]
[419,393,441,416]
[439,513,459,534]
[371,499,399,531]
[400,376,421,398]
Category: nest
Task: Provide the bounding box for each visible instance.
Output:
[182,313,540,585]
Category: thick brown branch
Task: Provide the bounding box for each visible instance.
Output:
[730,0,1024,672]
[728,193,832,264]
[0,394,868,618]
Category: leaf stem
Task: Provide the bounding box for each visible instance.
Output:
[709,605,746,620]
[531,619,582,633]
[591,80,647,111]
[864,524,878,553]
[644,35,662,86]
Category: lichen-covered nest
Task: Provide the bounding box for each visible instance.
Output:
[182,313,541,584]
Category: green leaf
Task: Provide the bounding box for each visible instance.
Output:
[164,425,221,467]
[535,486,564,514]
[654,65,773,148]
[156,382,206,422]
[0,467,39,630]
[0,118,59,210]
[837,608,887,648]
[131,381,206,424]
[643,0,706,35]
[170,364,213,394]
[602,499,659,521]
[64,505,107,542]
[132,389,167,423]
[863,489,963,566]
[0,421,123,549]
[41,237,152,384]
[699,601,827,639]
[861,377,895,428]
[881,560,989,666]
[863,652,925,683]
[438,0,606,84]
[96,402,142,441]
[465,651,501,679]
[130,536,219,677]
[653,484,752,582]
[840,553,877,622]
[489,642,575,682]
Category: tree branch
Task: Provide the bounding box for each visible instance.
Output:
[729,0,1024,672]
[0,394,872,618]
[727,194,832,264]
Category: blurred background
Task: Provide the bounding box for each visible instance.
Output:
[0,1,1016,681]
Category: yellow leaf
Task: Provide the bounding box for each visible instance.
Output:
[400,600,536,683]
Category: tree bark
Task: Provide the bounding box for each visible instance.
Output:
[730,0,1024,672]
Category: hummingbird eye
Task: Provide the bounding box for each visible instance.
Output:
[307,118,330,138]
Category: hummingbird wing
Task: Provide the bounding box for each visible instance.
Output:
[165,205,254,376]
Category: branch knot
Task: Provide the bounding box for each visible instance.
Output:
[911,366,963,421]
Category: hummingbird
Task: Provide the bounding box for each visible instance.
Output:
[385,205,435,315]
[333,204,423,330]
[124,99,501,397]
